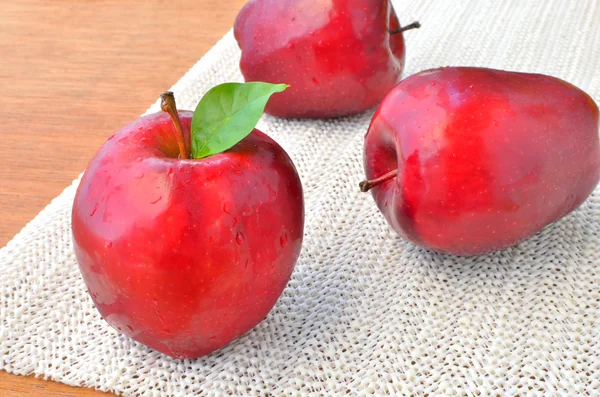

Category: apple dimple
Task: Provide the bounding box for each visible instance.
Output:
[364,111,400,191]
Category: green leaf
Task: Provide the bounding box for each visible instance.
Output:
[190,82,288,159]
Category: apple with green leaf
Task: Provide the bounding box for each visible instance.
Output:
[72,83,304,359]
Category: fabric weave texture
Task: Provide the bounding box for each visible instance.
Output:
[1,0,600,395]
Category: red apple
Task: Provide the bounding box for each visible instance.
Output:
[72,85,304,358]
[361,67,600,256]
[234,0,419,118]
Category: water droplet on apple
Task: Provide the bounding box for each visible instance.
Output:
[208,236,215,244]
[104,241,113,249]
[150,196,162,204]
[152,298,158,306]
[223,202,231,214]
[167,168,174,176]
[312,77,319,85]
[126,325,134,332]
[245,283,251,292]
[236,232,245,245]
[209,337,216,342]
[280,233,288,248]
[89,203,99,217]
[245,259,249,269]
[135,172,144,179]
[233,217,239,226]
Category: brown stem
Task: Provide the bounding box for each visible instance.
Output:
[389,21,421,35]
[160,91,190,159]
[359,169,398,192]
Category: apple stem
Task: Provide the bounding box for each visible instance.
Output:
[160,91,190,159]
[389,21,421,35]
[359,169,398,192]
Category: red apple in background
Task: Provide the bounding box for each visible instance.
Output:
[72,84,304,358]
[234,0,419,118]
[361,67,600,256]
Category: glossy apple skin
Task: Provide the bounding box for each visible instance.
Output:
[72,111,304,358]
[234,0,406,118]
[364,67,600,256]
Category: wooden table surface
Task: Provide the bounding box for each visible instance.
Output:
[0,0,245,395]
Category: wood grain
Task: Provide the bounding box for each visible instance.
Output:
[0,0,246,395]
